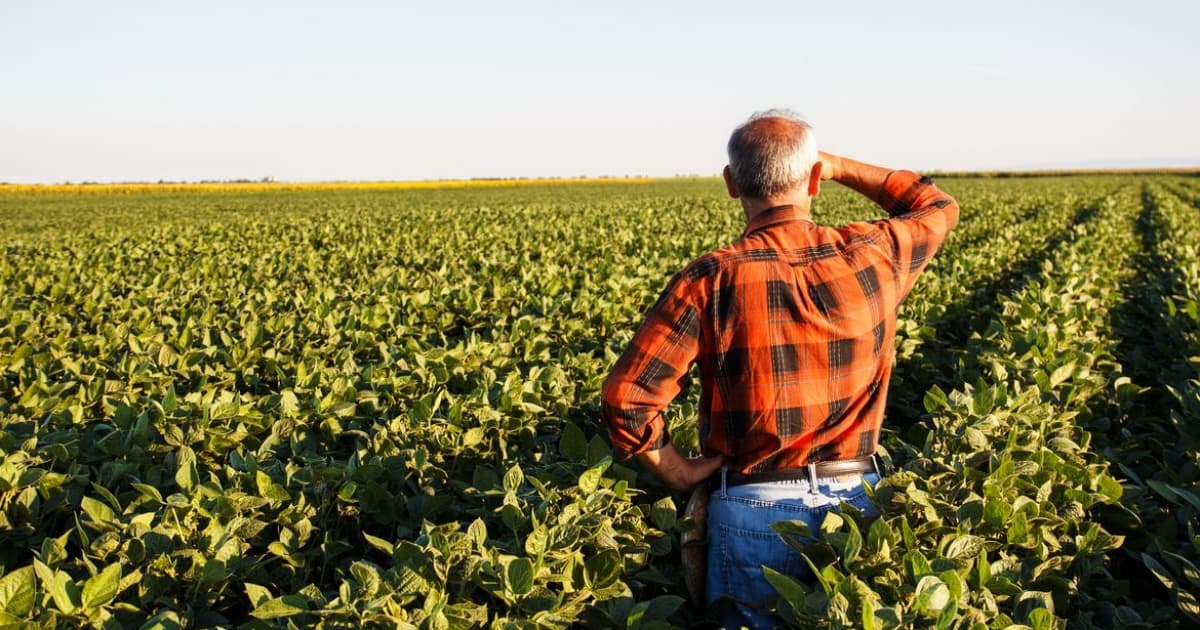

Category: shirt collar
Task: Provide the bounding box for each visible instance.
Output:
[742,204,813,237]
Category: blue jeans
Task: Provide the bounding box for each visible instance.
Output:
[705,470,881,629]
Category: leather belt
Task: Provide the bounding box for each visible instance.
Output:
[717,455,880,489]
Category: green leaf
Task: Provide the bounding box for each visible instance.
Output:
[244,583,272,608]
[506,557,534,595]
[900,516,917,549]
[524,525,548,556]
[362,533,394,556]
[913,575,950,617]
[627,594,685,627]
[201,559,225,583]
[469,518,489,549]
[558,421,587,460]
[175,447,198,492]
[350,561,383,597]
[1140,553,1177,590]
[250,595,309,620]
[843,517,863,564]
[255,470,290,502]
[974,551,991,589]
[585,549,622,589]
[1007,511,1031,547]
[986,575,1022,597]
[904,549,932,580]
[938,569,964,607]
[1096,474,1123,501]
[0,566,36,617]
[81,563,122,608]
[586,434,611,465]
[162,386,178,413]
[1014,591,1055,624]
[40,535,68,567]
[138,609,183,630]
[923,385,949,412]
[983,499,1011,527]
[41,565,80,613]
[650,497,676,531]
[503,464,524,493]
[1027,608,1054,630]
[946,535,985,560]
[578,458,611,494]
[764,566,809,613]
[859,597,880,630]
[131,483,164,504]
[1048,361,1075,388]
[462,427,485,447]
[80,496,116,524]
[280,390,300,416]
[866,517,894,553]
[1178,588,1200,623]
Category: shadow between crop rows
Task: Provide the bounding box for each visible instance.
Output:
[1106,185,1191,414]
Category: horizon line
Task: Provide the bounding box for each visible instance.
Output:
[3,165,1200,189]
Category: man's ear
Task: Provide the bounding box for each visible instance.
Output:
[808,162,822,197]
[722,165,740,199]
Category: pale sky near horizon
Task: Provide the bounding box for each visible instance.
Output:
[2,1,1197,183]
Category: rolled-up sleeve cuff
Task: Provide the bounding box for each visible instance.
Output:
[608,420,671,460]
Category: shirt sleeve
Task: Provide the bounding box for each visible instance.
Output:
[601,271,703,460]
[871,170,960,301]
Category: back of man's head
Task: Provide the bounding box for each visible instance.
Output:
[727,110,818,200]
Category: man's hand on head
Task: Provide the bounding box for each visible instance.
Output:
[818,151,841,181]
[634,442,724,493]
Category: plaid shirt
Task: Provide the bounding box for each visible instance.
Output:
[601,171,959,473]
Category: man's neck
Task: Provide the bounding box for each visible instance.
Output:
[742,196,811,224]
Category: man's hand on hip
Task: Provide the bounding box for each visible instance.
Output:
[635,442,724,493]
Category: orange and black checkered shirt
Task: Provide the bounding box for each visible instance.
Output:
[601,171,959,473]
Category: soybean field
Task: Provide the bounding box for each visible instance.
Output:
[0,175,1197,628]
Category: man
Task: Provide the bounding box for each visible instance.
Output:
[601,109,959,627]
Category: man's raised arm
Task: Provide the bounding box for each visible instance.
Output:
[819,151,960,298]
[818,151,893,204]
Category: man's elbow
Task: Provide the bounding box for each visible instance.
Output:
[930,193,961,232]
[599,372,631,439]
[943,195,961,231]
[600,372,621,416]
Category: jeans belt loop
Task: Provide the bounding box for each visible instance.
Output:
[720,466,728,494]
[807,462,818,494]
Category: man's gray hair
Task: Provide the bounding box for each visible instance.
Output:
[726,109,818,200]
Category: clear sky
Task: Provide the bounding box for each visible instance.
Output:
[2,1,1197,183]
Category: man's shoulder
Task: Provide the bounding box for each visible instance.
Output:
[678,240,779,282]
[680,223,886,282]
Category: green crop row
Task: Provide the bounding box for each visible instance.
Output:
[1085,184,1200,625]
